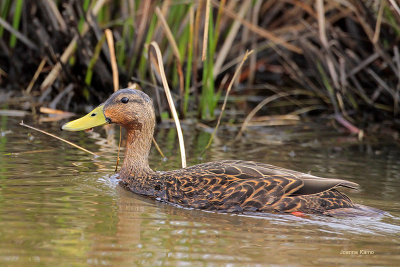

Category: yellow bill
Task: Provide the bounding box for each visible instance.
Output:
[61,105,107,131]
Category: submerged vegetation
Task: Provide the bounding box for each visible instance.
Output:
[0,0,399,135]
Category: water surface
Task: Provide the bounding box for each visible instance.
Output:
[0,116,399,266]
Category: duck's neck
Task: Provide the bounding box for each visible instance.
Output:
[119,126,154,179]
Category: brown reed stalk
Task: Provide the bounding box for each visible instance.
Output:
[20,121,98,157]
[149,41,187,168]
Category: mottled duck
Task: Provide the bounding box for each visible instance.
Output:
[62,88,378,216]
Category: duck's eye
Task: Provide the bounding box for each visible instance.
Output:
[121,97,129,104]
[91,113,96,117]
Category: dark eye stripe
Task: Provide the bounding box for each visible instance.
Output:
[121,97,129,103]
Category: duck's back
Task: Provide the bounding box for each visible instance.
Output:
[159,160,359,215]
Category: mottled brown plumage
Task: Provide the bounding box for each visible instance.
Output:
[64,88,378,216]
[120,160,360,215]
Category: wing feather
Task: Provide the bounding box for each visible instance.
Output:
[163,160,358,212]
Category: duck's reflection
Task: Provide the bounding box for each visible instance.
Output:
[89,183,357,265]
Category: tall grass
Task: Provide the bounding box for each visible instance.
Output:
[9,0,23,48]
[0,0,399,131]
[0,0,12,38]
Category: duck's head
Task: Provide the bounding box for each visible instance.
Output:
[62,88,155,132]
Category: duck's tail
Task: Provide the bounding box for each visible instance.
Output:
[323,204,387,217]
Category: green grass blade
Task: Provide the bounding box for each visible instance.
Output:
[137,14,157,78]
[78,0,91,33]
[0,0,12,38]
[85,34,106,86]
[9,0,23,48]
[200,7,216,119]
[183,5,194,116]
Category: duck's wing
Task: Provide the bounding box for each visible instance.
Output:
[200,160,359,195]
[164,160,359,212]
[165,163,298,211]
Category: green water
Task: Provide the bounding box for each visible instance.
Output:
[0,116,399,266]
